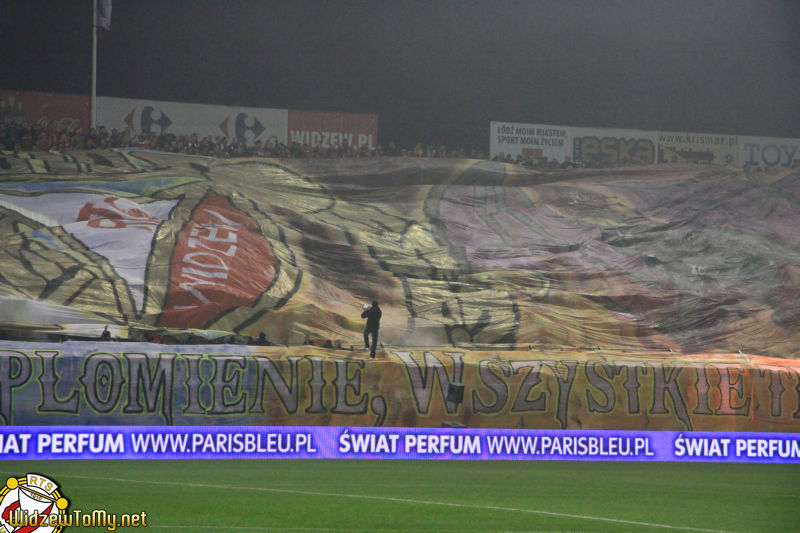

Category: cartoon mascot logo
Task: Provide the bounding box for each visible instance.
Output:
[0,474,68,533]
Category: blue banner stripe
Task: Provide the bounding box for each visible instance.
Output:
[0,426,798,463]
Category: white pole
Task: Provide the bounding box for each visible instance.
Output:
[91,0,97,129]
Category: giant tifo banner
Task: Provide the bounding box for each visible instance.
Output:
[0,151,799,358]
[0,150,799,440]
[491,121,800,169]
[0,90,90,133]
[97,96,379,149]
[0,342,798,433]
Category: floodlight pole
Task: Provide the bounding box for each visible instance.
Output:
[91,0,98,129]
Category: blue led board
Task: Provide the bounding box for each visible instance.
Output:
[0,426,797,463]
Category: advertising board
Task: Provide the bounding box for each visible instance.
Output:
[0,90,90,133]
[97,96,288,146]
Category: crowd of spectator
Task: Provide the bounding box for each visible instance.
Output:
[491,152,582,169]
[4,118,796,171]
[0,118,486,161]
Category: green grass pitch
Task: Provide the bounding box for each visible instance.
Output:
[2,459,798,532]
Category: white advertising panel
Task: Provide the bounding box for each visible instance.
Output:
[570,126,659,167]
[490,121,800,169]
[656,131,739,166]
[490,122,572,164]
[97,97,289,146]
[490,122,659,167]
[740,136,800,168]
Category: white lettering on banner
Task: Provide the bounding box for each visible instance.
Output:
[357,134,374,148]
[404,434,481,454]
[173,210,243,309]
[175,271,219,306]
[673,435,731,457]
[0,433,32,454]
[129,432,317,454]
[673,436,800,460]
[485,435,654,456]
[183,252,229,270]
[735,438,800,458]
[37,433,124,454]
[338,429,400,454]
[289,130,375,149]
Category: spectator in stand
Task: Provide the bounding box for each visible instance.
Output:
[57,132,70,152]
[98,127,110,149]
[2,117,503,163]
[135,132,149,149]
[71,127,86,150]
[36,127,51,151]
[20,123,34,151]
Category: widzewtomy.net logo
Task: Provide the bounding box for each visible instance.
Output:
[0,473,147,531]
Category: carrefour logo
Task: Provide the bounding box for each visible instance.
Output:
[123,106,172,134]
[218,113,265,143]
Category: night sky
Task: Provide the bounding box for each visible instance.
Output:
[2,0,799,150]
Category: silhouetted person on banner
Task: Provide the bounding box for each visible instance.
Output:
[361,300,382,358]
[251,332,273,346]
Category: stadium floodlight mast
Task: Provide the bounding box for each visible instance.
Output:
[91,0,112,129]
